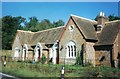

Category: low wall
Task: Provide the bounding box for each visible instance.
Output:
[0,50,12,62]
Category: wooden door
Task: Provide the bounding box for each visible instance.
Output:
[56,49,59,64]
[38,48,41,61]
[24,50,26,61]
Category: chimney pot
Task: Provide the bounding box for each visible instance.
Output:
[96,12,109,33]
[100,12,103,16]
[102,12,105,16]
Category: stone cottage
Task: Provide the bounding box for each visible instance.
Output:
[12,26,65,64]
[94,15,120,67]
[12,12,120,67]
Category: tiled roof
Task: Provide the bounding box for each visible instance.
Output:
[71,15,97,41]
[95,21,120,46]
[16,26,65,48]
[17,30,34,45]
[15,15,120,48]
[30,26,65,45]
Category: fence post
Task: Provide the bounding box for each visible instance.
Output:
[61,66,64,79]
[64,58,65,66]
[4,56,6,67]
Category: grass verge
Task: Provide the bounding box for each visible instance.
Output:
[1,61,120,77]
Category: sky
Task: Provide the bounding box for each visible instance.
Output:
[2,2,119,23]
[1,0,120,2]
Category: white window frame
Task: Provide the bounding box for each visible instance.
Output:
[66,41,76,58]
[69,25,74,32]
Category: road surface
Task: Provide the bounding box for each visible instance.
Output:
[0,72,20,79]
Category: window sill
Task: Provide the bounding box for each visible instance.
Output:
[66,57,76,59]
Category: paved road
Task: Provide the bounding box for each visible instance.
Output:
[0,73,20,79]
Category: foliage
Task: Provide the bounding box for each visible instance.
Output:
[0,18,2,50]
[40,54,46,64]
[53,19,65,28]
[3,14,119,50]
[95,14,120,21]
[108,14,120,21]
[1,62,62,77]
[1,62,120,77]
[2,16,26,49]
[75,52,82,65]
[25,17,39,32]
[2,15,65,50]
[84,65,120,77]
[84,62,92,67]
[36,19,53,31]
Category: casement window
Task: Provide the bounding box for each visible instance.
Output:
[67,41,76,58]
[68,46,70,57]
[69,25,74,32]
[74,45,76,57]
[71,46,73,57]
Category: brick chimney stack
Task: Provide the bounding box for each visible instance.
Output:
[96,12,109,33]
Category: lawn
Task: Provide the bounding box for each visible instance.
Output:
[1,61,120,78]
[1,50,120,78]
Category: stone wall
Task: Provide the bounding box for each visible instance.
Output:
[118,27,120,52]
[42,49,49,64]
[59,18,85,65]
[27,51,33,61]
[94,46,112,66]
[95,50,111,66]
[84,42,95,66]
[12,34,22,60]
[113,32,120,68]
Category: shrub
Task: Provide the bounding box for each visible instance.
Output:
[75,52,82,65]
[40,54,46,64]
[17,60,22,62]
[84,62,92,67]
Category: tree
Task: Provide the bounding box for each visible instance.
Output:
[2,16,25,49]
[53,19,65,28]
[36,19,65,31]
[36,19,53,31]
[95,14,120,21]
[25,17,39,32]
[0,18,2,50]
[2,15,65,49]
[108,14,120,21]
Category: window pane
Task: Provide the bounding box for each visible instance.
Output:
[74,45,76,57]
[71,46,73,57]
[68,46,70,57]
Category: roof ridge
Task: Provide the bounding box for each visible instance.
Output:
[105,20,120,23]
[35,26,65,33]
[17,30,34,33]
[70,14,97,23]
[17,26,65,34]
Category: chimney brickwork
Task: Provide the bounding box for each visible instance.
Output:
[96,12,109,33]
